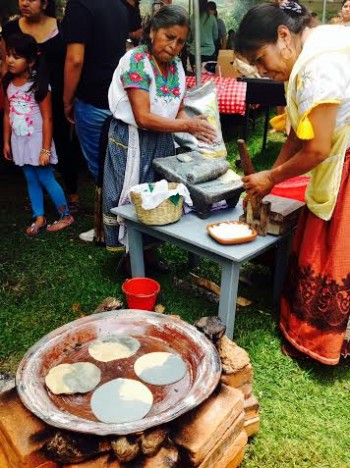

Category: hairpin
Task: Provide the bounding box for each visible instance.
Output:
[280,1,303,15]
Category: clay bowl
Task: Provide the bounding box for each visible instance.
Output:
[16,310,221,435]
[207,221,258,245]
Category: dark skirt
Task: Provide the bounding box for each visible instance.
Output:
[102,119,175,250]
[280,148,350,365]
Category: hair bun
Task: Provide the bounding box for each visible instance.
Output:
[280,1,303,15]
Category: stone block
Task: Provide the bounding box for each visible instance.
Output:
[224,432,248,468]
[236,381,253,399]
[0,388,52,468]
[244,416,260,437]
[244,395,259,420]
[198,411,245,468]
[220,364,253,388]
[173,384,244,466]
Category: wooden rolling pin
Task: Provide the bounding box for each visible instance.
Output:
[237,139,260,219]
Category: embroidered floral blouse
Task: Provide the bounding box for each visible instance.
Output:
[108,45,186,127]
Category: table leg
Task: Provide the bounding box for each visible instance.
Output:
[219,261,241,339]
[128,225,145,277]
[273,233,292,308]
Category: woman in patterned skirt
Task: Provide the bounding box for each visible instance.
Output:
[236,1,350,364]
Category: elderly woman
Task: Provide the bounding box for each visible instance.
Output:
[1,0,79,212]
[236,1,350,365]
[103,5,216,251]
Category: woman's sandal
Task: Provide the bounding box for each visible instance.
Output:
[26,219,47,236]
[47,215,74,233]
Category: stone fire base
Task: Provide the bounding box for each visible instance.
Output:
[0,339,259,467]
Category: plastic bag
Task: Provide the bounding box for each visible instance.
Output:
[174,80,227,159]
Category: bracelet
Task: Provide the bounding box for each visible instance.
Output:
[40,148,51,156]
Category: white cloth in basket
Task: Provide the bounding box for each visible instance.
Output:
[129,179,192,209]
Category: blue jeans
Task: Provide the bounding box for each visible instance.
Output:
[74,99,111,181]
[22,165,69,218]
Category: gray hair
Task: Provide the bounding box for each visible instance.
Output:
[142,5,190,48]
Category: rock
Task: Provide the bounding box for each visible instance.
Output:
[0,373,16,394]
[93,297,123,314]
[216,336,250,373]
[194,316,226,342]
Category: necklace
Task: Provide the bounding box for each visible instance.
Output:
[152,56,168,79]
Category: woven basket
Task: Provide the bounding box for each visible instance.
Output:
[130,182,184,226]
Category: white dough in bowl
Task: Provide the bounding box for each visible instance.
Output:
[134,352,187,385]
[209,223,252,240]
[91,378,153,423]
[45,362,101,395]
[88,336,140,362]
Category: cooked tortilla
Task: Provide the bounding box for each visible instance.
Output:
[91,378,153,424]
[45,362,101,395]
[88,336,140,362]
[134,352,187,385]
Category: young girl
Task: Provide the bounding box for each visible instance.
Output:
[2,33,74,235]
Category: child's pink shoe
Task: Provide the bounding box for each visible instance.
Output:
[26,219,47,236]
[47,215,74,232]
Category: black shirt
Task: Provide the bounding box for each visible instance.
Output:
[62,0,129,109]
[2,19,66,99]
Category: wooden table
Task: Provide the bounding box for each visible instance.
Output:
[112,203,292,338]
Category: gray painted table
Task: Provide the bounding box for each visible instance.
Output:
[111,203,291,338]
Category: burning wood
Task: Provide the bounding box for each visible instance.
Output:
[111,435,140,462]
[43,430,110,464]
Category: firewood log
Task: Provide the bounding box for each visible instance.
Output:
[140,427,169,457]
[111,436,140,463]
[43,430,110,464]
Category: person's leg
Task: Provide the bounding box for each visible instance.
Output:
[22,165,45,218]
[36,166,74,232]
[52,94,79,202]
[22,165,47,235]
[36,166,69,216]
[74,99,112,181]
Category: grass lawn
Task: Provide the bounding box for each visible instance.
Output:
[0,116,349,467]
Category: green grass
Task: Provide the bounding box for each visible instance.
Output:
[1,115,349,467]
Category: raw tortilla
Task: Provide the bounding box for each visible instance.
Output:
[45,362,101,395]
[88,336,140,362]
[91,378,153,423]
[134,352,187,385]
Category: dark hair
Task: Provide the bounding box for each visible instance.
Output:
[199,0,210,21]
[2,33,49,102]
[43,0,56,18]
[235,2,311,55]
[208,1,217,12]
[142,5,190,48]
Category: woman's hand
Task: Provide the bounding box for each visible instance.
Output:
[39,151,50,166]
[187,115,217,144]
[3,143,12,161]
[242,170,275,199]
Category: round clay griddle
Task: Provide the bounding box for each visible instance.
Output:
[16,310,221,435]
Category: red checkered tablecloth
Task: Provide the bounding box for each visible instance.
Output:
[186,75,247,115]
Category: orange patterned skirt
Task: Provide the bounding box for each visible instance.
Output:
[280,149,350,365]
